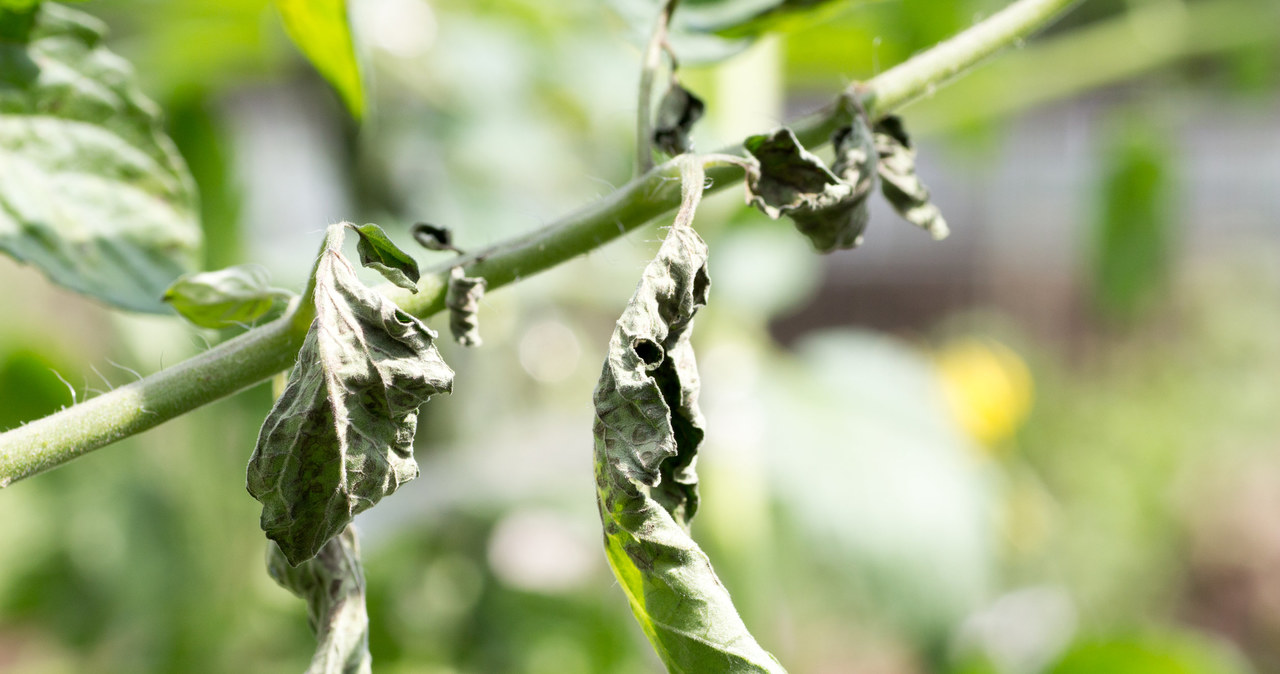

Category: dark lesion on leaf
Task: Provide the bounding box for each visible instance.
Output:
[632,338,665,368]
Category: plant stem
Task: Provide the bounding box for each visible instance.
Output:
[0,0,1083,487]
[635,0,680,175]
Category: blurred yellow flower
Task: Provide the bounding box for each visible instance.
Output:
[936,338,1034,448]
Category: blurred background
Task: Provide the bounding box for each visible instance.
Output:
[1,0,1279,671]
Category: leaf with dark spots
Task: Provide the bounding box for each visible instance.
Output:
[163,264,293,329]
[345,222,419,292]
[267,526,372,674]
[652,79,705,157]
[445,266,486,348]
[593,211,785,672]
[874,115,949,240]
[247,224,453,565]
[743,126,873,253]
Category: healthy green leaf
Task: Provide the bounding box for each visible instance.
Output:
[163,264,293,329]
[743,126,873,253]
[445,266,485,348]
[274,0,364,119]
[0,2,201,312]
[652,79,705,157]
[267,526,372,674]
[345,222,420,292]
[593,221,785,673]
[247,226,453,565]
[874,116,949,240]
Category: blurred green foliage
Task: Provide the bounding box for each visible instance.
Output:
[1,0,1279,672]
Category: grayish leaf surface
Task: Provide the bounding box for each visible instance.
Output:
[593,223,785,673]
[268,526,372,674]
[743,126,872,253]
[163,264,293,329]
[346,222,420,292]
[0,3,201,312]
[653,79,705,157]
[874,115,949,240]
[247,230,454,565]
[445,266,485,348]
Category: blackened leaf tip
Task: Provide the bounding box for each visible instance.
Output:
[653,80,706,157]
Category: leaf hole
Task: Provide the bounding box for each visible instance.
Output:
[632,338,664,368]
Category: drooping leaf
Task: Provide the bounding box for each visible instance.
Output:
[743,126,873,253]
[593,223,785,672]
[609,0,861,64]
[0,2,201,312]
[267,526,372,674]
[247,226,453,565]
[445,266,485,348]
[874,116,949,240]
[410,222,460,253]
[345,222,419,292]
[273,0,364,119]
[163,264,293,329]
[652,79,705,157]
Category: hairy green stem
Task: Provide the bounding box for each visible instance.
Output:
[0,0,1082,486]
[635,0,680,175]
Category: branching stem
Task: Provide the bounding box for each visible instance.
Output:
[0,0,1083,487]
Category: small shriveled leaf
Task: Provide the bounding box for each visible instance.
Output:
[163,264,293,329]
[345,222,419,292]
[652,79,705,157]
[743,127,871,253]
[274,0,364,119]
[874,116,949,240]
[268,526,371,674]
[594,224,785,673]
[0,3,201,312]
[445,266,485,348]
[410,222,459,253]
[247,226,454,565]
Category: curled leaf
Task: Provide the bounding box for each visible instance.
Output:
[743,127,872,253]
[445,266,485,348]
[652,79,705,157]
[345,222,420,292]
[268,526,371,674]
[163,264,293,329]
[594,223,785,672]
[410,222,461,253]
[874,116,949,240]
[0,2,201,312]
[247,226,454,565]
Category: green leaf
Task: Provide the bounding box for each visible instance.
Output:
[0,0,40,13]
[0,3,201,312]
[594,222,785,673]
[1092,118,1171,322]
[874,116,949,240]
[345,222,419,292]
[743,126,873,253]
[274,0,364,120]
[445,266,485,348]
[652,79,705,157]
[247,226,453,565]
[267,526,372,674]
[163,264,293,329]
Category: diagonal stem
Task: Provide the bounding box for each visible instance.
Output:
[0,0,1084,487]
